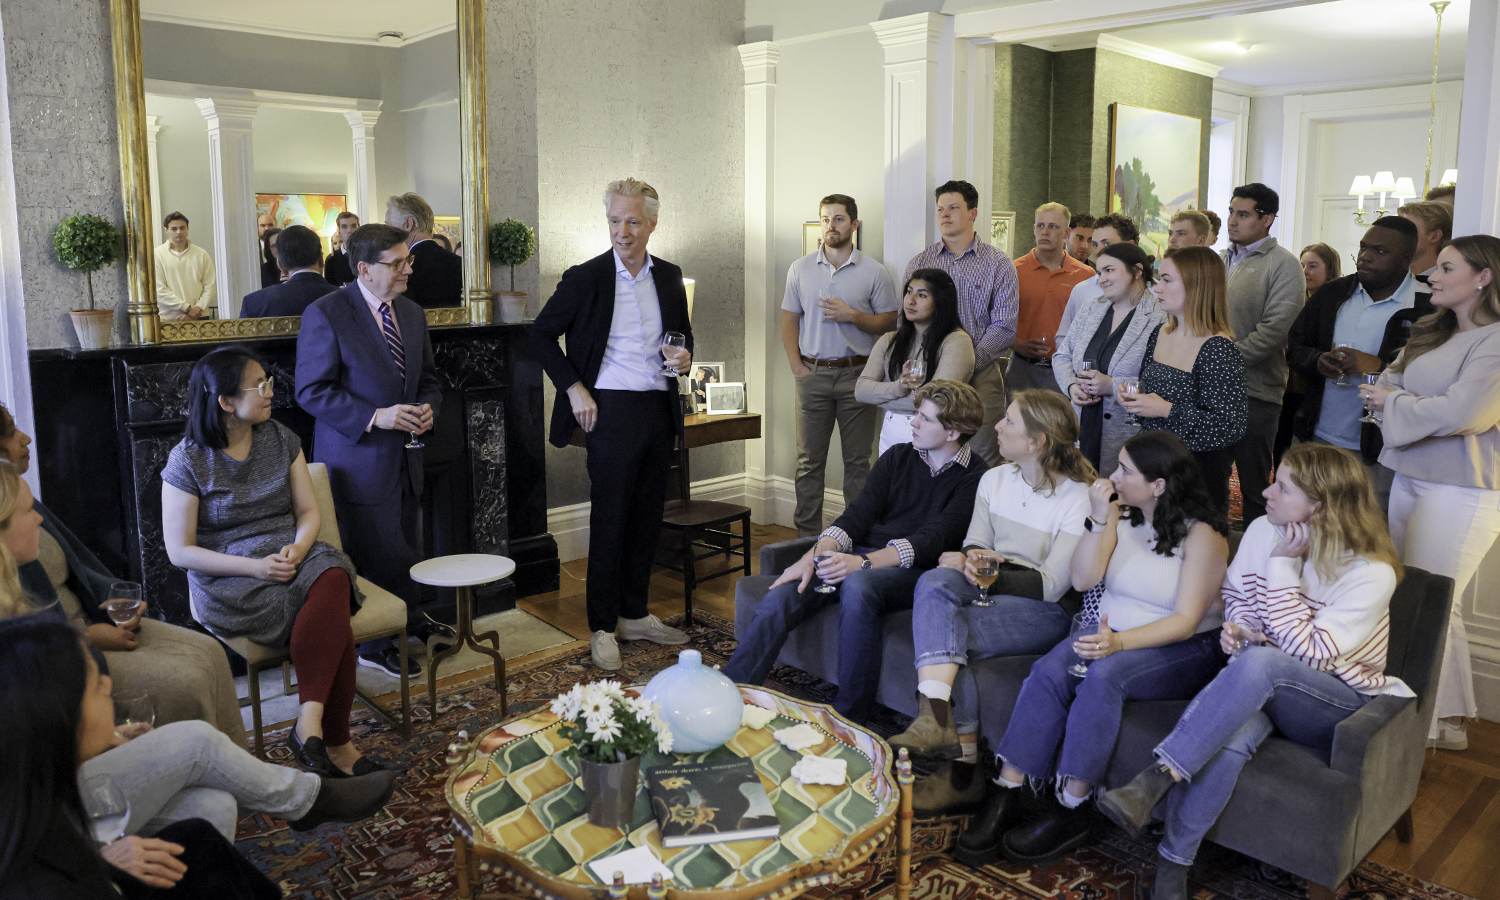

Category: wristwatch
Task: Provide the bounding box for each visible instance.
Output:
[1084,515,1108,533]
[859,554,873,570]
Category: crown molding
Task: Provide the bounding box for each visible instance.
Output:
[1213,72,1465,98]
[141,11,454,47]
[146,79,381,114]
[1095,33,1221,78]
[871,13,945,64]
[738,42,781,70]
[956,0,1311,44]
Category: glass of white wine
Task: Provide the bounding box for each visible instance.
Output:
[661,331,687,376]
[1068,612,1101,678]
[972,554,1000,607]
[1333,342,1355,386]
[1116,377,1140,425]
[80,774,130,844]
[1360,374,1383,425]
[106,581,143,627]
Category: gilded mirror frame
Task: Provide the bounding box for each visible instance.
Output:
[108,0,491,344]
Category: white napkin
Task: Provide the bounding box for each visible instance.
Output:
[773,723,824,751]
[790,756,847,785]
[741,705,778,730]
[586,846,673,886]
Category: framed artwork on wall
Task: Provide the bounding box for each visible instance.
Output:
[433,215,462,250]
[689,362,724,410]
[1108,103,1203,258]
[706,382,747,415]
[256,194,348,254]
[802,222,861,256]
[990,212,1016,256]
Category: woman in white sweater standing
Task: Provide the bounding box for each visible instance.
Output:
[1359,233,1500,751]
[1099,443,1408,900]
[857,268,975,454]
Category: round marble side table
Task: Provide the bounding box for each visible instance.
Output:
[410,554,516,716]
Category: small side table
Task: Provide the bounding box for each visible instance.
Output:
[410,554,516,716]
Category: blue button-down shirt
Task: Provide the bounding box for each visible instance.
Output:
[1315,272,1418,449]
[594,251,668,392]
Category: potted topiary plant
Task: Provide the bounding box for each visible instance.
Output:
[54,213,121,350]
[488,217,536,323]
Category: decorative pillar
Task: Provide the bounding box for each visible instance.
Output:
[344,109,381,225]
[1455,0,1500,238]
[871,13,945,280]
[195,96,260,319]
[457,0,493,325]
[739,41,780,524]
[108,0,159,344]
[145,116,162,248]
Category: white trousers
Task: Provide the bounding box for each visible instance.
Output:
[1388,472,1500,727]
[879,411,915,456]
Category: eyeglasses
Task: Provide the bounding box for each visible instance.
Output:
[370,256,414,272]
[241,376,274,398]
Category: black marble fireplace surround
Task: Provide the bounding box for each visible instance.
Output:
[28,323,559,635]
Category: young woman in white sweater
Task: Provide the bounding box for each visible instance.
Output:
[1099,442,1408,900]
[1359,233,1500,750]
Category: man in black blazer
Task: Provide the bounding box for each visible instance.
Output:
[324,211,360,286]
[530,178,694,671]
[240,225,336,317]
[385,192,462,308]
[296,223,447,677]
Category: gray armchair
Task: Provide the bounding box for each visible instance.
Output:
[733,537,1453,898]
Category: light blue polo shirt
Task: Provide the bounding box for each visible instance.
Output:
[782,246,899,360]
[1315,272,1418,449]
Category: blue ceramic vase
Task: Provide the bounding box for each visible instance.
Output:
[642,649,743,752]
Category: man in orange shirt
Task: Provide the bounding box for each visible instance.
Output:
[1006,203,1095,394]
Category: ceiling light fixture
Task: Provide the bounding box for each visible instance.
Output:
[1234,41,1254,53]
[375,31,404,47]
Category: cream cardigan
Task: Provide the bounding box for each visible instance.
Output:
[855,328,975,414]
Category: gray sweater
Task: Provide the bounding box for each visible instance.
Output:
[1378,321,1500,490]
[1221,237,1306,404]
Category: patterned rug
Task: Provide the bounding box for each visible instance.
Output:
[235,611,1467,900]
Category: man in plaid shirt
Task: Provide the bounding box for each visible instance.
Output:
[902,180,1020,465]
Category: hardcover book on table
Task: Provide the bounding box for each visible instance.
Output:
[645,758,780,847]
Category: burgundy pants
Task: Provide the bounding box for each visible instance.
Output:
[289,567,356,745]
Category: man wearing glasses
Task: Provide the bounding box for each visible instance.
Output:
[296,223,448,677]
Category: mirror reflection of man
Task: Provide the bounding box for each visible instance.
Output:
[325,211,360,286]
[241,225,337,318]
[384,193,462,308]
[154,211,215,321]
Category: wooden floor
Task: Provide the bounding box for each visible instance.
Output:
[518,522,1499,898]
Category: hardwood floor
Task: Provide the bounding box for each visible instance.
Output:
[518,522,1499,897]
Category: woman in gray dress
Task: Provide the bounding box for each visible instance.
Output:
[162,347,373,779]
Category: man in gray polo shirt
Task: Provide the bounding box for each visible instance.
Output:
[782,194,899,536]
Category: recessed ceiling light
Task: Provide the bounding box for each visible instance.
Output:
[1233,41,1254,53]
[376,31,404,47]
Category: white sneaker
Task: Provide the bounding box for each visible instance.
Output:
[590,631,622,671]
[618,614,689,645]
[1429,718,1468,751]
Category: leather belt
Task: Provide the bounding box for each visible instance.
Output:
[801,354,868,369]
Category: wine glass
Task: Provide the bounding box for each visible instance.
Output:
[1225,621,1251,659]
[661,332,688,376]
[810,540,839,595]
[1333,343,1354,386]
[1079,358,1096,397]
[114,690,156,731]
[1360,374,1383,425]
[902,355,926,387]
[405,403,428,450]
[80,774,130,844]
[1116,377,1140,424]
[1067,612,1101,678]
[972,554,1000,608]
[106,581,143,626]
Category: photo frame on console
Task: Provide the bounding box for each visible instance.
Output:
[689,362,724,410]
[706,382,746,416]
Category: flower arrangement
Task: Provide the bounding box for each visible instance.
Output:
[551,680,673,764]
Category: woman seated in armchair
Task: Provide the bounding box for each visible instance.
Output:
[953,430,1230,867]
[888,390,1093,813]
[1097,443,1408,900]
[0,403,245,746]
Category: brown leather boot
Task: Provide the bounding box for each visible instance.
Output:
[912,759,991,817]
[888,694,961,760]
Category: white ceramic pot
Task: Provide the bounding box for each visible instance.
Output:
[496,290,528,323]
[69,309,113,350]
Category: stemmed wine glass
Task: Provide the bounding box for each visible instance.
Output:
[406,403,429,450]
[1116,377,1140,424]
[902,355,926,387]
[1333,343,1355,386]
[971,553,999,608]
[810,539,839,595]
[80,774,131,845]
[1067,612,1101,678]
[661,332,688,376]
[1360,374,1383,425]
[105,581,143,627]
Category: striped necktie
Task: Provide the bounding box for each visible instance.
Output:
[379,302,405,378]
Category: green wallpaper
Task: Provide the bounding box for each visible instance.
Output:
[1048,50,1098,218]
[993,44,1053,255]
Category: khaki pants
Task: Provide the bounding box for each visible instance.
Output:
[1005,355,1065,396]
[966,360,1008,467]
[794,366,878,536]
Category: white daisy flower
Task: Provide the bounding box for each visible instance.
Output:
[588,714,623,743]
[551,684,584,720]
[597,680,626,701]
[656,726,674,754]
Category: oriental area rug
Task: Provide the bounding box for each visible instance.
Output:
[235,611,1463,900]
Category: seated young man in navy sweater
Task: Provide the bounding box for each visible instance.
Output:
[724,380,989,723]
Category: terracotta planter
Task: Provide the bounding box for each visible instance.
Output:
[496,290,528,323]
[69,309,113,350]
[579,755,640,829]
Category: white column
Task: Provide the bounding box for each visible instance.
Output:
[954,39,994,226]
[195,96,259,318]
[1455,0,1500,238]
[344,109,381,225]
[145,116,162,242]
[739,41,781,525]
[872,13,945,279]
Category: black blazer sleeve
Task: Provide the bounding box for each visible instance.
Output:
[530,260,594,399]
[1285,294,1325,379]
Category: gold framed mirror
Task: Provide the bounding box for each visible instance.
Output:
[108,0,491,344]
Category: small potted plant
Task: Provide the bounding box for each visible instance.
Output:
[53,213,121,350]
[488,217,536,323]
[551,680,673,829]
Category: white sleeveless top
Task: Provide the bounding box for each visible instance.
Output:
[1099,519,1223,634]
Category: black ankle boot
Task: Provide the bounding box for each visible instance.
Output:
[1001,793,1091,863]
[1150,857,1191,900]
[951,785,1025,867]
[1098,764,1177,838]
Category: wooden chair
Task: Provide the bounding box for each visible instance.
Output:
[657,443,751,625]
[218,463,412,757]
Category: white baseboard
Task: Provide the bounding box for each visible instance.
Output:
[1471,642,1500,723]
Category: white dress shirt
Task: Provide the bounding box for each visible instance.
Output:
[594,251,668,392]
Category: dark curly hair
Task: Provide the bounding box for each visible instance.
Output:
[1121,430,1227,555]
[1092,213,1139,244]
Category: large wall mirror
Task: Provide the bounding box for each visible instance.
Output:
[109,0,490,343]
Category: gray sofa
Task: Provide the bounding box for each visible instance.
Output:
[734,536,1452,894]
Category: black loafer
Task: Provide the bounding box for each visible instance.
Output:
[1001,798,1091,863]
[357,647,421,677]
[288,770,397,832]
[952,785,1026,867]
[350,756,387,777]
[286,727,345,779]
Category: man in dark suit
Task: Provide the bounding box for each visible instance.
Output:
[240,225,336,317]
[295,223,447,677]
[324,211,360,286]
[385,192,462,308]
[530,178,694,671]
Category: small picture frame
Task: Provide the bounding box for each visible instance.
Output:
[990,212,1016,256]
[677,375,698,414]
[705,382,747,416]
[689,362,724,409]
[803,221,861,256]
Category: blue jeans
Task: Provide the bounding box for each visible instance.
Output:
[911,567,1071,735]
[1154,645,1372,865]
[722,557,921,721]
[996,630,1225,788]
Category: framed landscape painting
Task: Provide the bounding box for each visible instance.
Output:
[1108,104,1202,257]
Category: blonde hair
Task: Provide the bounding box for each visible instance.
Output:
[912,380,985,440]
[604,178,661,222]
[1170,210,1211,240]
[0,463,27,619]
[1393,234,1500,373]
[1397,200,1452,244]
[1011,390,1096,493]
[1161,246,1233,338]
[1035,202,1070,220]
[386,192,435,234]
[1280,443,1402,582]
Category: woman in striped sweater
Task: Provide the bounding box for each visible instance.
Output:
[1098,442,1409,900]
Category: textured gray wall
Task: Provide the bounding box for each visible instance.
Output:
[1048,50,1098,218]
[993,44,1053,256]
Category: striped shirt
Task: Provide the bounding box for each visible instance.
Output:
[1223,517,1413,697]
[903,235,1020,372]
